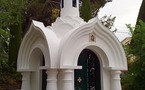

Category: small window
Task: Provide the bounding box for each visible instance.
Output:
[61,0,64,8]
[72,0,77,7]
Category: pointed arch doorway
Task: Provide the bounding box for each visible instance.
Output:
[74,49,101,90]
[29,49,47,90]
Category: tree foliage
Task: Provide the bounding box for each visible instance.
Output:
[80,0,111,21]
[0,0,27,68]
[0,1,25,89]
[122,20,145,90]
[81,0,92,21]
[22,0,60,34]
[100,15,117,32]
[0,28,10,61]
[90,0,111,17]
[0,0,26,27]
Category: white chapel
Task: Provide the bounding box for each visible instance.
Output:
[17,0,128,90]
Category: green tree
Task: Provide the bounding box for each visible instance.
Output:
[7,0,25,68]
[121,1,145,89]
[0,1,26,88]
[90,0,111,17]
[100,15,117,32]
[122,20,145,90]
[80,0,111,21]
[0,29,10,61]
[22,0,60,34]
[81,0,92,21]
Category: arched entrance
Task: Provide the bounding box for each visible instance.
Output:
[74,49,101,90]
[29,48,47,90]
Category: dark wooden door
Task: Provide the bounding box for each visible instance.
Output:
[74,49,101,90]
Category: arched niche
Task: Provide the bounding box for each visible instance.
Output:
[17,21,57,71]
[17,21,54,90]
[29,48,47,90]
[58,18,127,90]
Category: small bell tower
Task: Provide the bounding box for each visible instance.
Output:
[60,0,80,18]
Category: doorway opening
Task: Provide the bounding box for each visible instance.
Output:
[74,49,101,90]
[40,56,47,90]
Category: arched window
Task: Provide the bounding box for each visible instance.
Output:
[72,0,77,7]
[74,49,101,90]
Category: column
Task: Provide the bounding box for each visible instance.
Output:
[21,72,31,90]
[111,70,122,90]
[59,69,74,90]
[46,69,58,90]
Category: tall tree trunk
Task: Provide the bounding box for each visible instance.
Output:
[8,0,23,69]
[8,23,22,69]
[136,0,145,24]
[131,0,144,45]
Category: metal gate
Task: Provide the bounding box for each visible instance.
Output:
[74,49,101,90]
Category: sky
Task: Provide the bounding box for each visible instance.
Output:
[98,0,143,41]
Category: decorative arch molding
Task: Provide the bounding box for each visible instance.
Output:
[17,21,59,71]
[60,18,127,70]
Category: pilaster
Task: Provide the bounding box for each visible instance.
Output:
[21,72,31,90]
[59,69,74,90]
[111,70,122,90]
[46,69,58,90]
